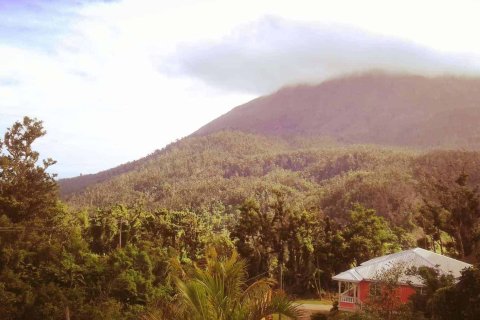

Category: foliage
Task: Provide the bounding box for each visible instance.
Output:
[430,267,480,320]
[0,116,58,222]
[174,248,300,320]
[416,172,480,259]
[311,312,328,320]
[342,204,402,266]
[406,266,454,318]
[233,190,326,293]
[62,130,480,264]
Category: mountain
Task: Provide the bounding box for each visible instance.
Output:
[195,73,480,148]
[59,149,164,196]
[60,73,480,207]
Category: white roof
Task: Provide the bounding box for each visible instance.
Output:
[332,248,471,286]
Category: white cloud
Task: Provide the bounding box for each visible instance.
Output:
[0,1,254,177]
[163,16,480,94]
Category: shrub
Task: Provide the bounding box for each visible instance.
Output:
[310,312,328,320]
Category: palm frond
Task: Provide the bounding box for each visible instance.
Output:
[176,278,212,320]
[171,249,300,320]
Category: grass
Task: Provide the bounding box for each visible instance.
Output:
[271,299,333,319]
[294,299,333,305]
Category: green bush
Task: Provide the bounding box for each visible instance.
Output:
[310,312,328,320]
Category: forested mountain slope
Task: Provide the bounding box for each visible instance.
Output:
[59,149,163,195]
[62,131,480,226]
[60,73,480,195]
[61,73,480,196]
[196,73,480,148]
[60,72,480,231]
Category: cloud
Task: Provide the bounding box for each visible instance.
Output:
[0,0,255,177]
[0,77,20,86]
[0,0,121,52]
[162,16,480,94]
[0,1,75,52]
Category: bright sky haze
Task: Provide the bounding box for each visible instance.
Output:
[1,0,480,177]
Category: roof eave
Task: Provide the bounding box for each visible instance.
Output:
[331,277,361,283]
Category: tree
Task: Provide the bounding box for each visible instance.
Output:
[0,117,68,319]
[430,267,480,320]
[419,173,480,259]
[233,190,325,294]
[342,204,400,266]
[442,174,480,258]
[416,202,449,254]
[0,116,57,223]
[407,266,455,318]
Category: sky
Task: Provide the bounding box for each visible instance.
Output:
[1,0,480,178]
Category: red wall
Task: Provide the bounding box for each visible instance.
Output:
[359,281,416,303]
[359,281,370,301]
[339,281,417,311]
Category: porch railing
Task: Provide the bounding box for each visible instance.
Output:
[339,295,357,304]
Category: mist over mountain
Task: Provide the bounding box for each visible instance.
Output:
[195,73,480,148]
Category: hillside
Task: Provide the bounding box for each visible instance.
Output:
[195,73,480,148]
[61,131,480,226]
[59,149,163,195]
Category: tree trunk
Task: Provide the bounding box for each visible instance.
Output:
[65,306,70,320]
[438,230,444,255]
[118,219,122,248]
[455,229,465,258]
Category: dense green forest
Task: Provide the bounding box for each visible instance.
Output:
[3,117,480,319]
[63,129,480,258]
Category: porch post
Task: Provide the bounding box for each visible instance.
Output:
[357,282,360,303]
[338,281,341,298]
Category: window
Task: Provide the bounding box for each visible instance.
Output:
[369,283,381,297]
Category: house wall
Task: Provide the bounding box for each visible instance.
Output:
[359,281,416,304]
[398,284,417,302]
[359,281,370,301]
[338,281,417,312]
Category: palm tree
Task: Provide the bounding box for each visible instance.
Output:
[174,250,300,320]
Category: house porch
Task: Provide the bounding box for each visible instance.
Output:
[337,281,361,311]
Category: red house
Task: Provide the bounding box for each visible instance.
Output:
[332,248,471,311]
